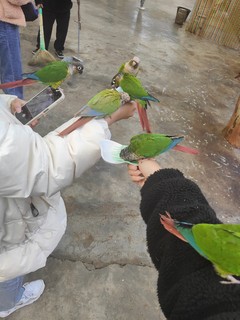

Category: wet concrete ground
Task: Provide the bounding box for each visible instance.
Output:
[9,0,240,319]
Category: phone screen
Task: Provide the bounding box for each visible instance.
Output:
[16,87,63,124]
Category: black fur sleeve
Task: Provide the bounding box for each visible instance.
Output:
[140,168,219,225]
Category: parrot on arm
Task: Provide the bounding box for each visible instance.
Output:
[160,212,240,284]
[111,72,159,133]
[58,89,131,137]
[113,56,141,78]
[0,57,83,90]
[100,133,199,165]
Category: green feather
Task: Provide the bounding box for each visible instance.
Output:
[75,89,130,118]
[87,89,124,114]
[120,133,183,161]
[117,73,159,108]
[193,224,240,276]
[34,61,69,88]
[118,63,125,73]
[120,74,149,98]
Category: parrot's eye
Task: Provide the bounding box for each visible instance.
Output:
[77,65,84,74]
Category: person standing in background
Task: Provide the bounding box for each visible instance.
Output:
[33,0,72,59]
[0,0,29,99]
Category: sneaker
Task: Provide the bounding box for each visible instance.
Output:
[0,280,45,318]
[32,48,39,55]
[55,50,64,59]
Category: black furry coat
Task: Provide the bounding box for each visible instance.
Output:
[140,168,240,320]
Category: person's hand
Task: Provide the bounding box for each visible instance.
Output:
[10,98,26,114]
[127,163,146,187]
[10,98,39,128]
[105,101,137,126]
[127,159,161,187]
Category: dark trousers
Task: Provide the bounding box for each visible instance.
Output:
[37,9,71,51]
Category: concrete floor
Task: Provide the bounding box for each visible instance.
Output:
[9,0,240,319]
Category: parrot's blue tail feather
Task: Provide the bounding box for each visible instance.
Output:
[22,73,39,80]
[141,95,160,102]
[74,104,88,117]
[75,105,105,118]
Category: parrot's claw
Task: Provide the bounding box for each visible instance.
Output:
[220,275,240,285]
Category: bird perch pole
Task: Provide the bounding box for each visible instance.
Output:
[77,0,81,58]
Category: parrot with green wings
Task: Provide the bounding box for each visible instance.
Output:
[114,56,141,78]
[160,212,240,284]
[100,133,198,165]
[111,72,159,133]
[58,89,130,136]
[0,57,83,90]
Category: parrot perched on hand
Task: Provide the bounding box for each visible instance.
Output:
[58,89,131,137]
[0,57,83,90]
[100,133,198,165]
[160,212,240,284]
[114,56,141,78]
[111,72,159,133]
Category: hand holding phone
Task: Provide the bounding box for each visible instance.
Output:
[15,86,65,125]
[11,98,26,114]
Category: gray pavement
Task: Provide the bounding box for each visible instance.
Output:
[9,0,240,319]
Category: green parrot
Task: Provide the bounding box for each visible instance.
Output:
[114,56,141,78]
[160,212,240,284]
[100,133,198,165]
[111,73,159,133]
[0,57,83,90]
[58,89,130,136]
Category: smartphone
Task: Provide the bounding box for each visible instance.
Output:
[15,86,65,125]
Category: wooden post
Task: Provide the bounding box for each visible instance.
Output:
[222,95,240,148]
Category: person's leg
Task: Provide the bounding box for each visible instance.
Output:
[0,279,45,318]
[0,21,23,99]
[41,9,56,50]
[0,276,24,312]
[54,10,71,52]
[35,29,40,50]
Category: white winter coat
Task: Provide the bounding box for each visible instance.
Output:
[0,94,111,281]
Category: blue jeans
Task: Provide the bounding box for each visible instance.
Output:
[0,276,25,311]
[0,21,24,99]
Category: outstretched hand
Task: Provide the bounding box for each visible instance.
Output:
[11,98,39,128]
[127,159,161,187]
[105,101,137,126]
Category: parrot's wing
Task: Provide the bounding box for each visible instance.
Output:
[35,61,68,83]
[74,104,105,118]
[193,224,240,276]
[100,139,137,165]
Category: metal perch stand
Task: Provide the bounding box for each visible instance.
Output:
[77,0,81,58]
[72,0,84,70]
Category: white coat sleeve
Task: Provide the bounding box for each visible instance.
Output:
[0,94,17,112]
[0,117,111,198]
